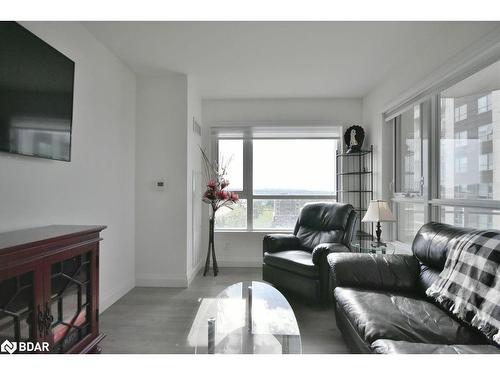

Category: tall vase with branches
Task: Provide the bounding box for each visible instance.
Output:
[200,148,239,276]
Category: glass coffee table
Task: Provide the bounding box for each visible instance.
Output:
[188,281,301,354]
[352,240,395,254]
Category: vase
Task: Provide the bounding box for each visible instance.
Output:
[203,212,219,276]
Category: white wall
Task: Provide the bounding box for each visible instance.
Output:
[202,98,362,266]
[135,71,190,286]
[0,22,136,311]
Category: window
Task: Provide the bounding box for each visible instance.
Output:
[478,93,492,114]
[440,83,497,200]
[214,200,247,229]
[253,139,335,196]
[478,183,493,199]
[395,104,422,194]
[389,57,500,246]
[440,206,500,230]
[478,123,493,142]
[455,130,468,147]
[218,139,243,191]
[479,153,493,171]
[214,129,338,231]
[454,104,467,122]
[391,102,428,244]
[436,61,500,234]
[396,202,425,244]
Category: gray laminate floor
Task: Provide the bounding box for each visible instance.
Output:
[99,267,349,354]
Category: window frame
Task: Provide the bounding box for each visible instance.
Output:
[478,93,492,114]
[212,131,339,232]
[388,60,500,246]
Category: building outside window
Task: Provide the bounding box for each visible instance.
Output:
[456,130,468,147]
[478,123,493,141]
[478,93,492,114]
[454,104,467,122]
[479,153,493,171]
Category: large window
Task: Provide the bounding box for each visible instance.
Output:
[390,58,500,245]
[390,102,428,244]
[213,130,338,231]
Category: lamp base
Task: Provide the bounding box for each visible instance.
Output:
[375,221,386,246]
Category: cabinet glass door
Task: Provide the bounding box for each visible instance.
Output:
[48,251,92,353]
[0,272,36,348]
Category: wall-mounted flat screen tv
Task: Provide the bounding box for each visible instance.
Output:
[0,22,75,162]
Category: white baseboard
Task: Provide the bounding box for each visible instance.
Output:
[187,259,204,286]
[135,273,188,287]
[99,279,135,313]
[217,257,262,268]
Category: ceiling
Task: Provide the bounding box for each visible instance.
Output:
[83,21,499,99]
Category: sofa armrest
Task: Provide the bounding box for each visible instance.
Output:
[327,253,420,292]
[312,243,349,265]
[263,233,301,254]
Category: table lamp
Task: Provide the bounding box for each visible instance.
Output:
[362,200,396,244]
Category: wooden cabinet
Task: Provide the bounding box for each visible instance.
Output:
[0,225,106,354]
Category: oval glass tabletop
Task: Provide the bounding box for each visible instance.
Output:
[188,281,301,354]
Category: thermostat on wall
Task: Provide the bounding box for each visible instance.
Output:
[155,180,166,191]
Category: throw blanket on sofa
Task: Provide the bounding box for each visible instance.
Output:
[426,230,500,345]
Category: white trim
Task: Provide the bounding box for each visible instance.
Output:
[99,279,135,313]
[429,199,500,210]
[187,259,204,286]
[136,273,188,287]
[384,25,500,119]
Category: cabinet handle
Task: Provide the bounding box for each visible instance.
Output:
[37,305,44,337]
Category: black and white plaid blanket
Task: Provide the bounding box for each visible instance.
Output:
[426,229,500,345]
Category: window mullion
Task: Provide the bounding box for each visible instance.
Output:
[244,137,253,231]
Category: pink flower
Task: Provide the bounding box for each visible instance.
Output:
[230,192,239,202]
[207,179,217,189]
[203,189,215,201]
[217,190,229,200]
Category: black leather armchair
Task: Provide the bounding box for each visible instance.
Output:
[262,202,358,303]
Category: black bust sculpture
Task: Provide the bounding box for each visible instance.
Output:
[344,125,365,153]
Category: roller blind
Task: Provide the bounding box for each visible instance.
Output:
[211,125,341,139]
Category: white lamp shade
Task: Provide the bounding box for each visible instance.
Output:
[362,200,396,222]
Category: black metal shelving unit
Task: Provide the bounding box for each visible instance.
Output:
[336,145,374,240]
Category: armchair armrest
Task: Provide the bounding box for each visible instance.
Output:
[263,233,301,254]
[311,243,349,265]
[327,253,420,293]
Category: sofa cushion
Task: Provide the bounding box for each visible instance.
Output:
[334,287,486,345]
[263,250,318,278]
[371,339,500,354]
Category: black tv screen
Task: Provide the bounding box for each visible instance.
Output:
[0,22,75,161]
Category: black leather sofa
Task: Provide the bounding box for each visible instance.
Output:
[262,202,358,303]
[328,222,500,353]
